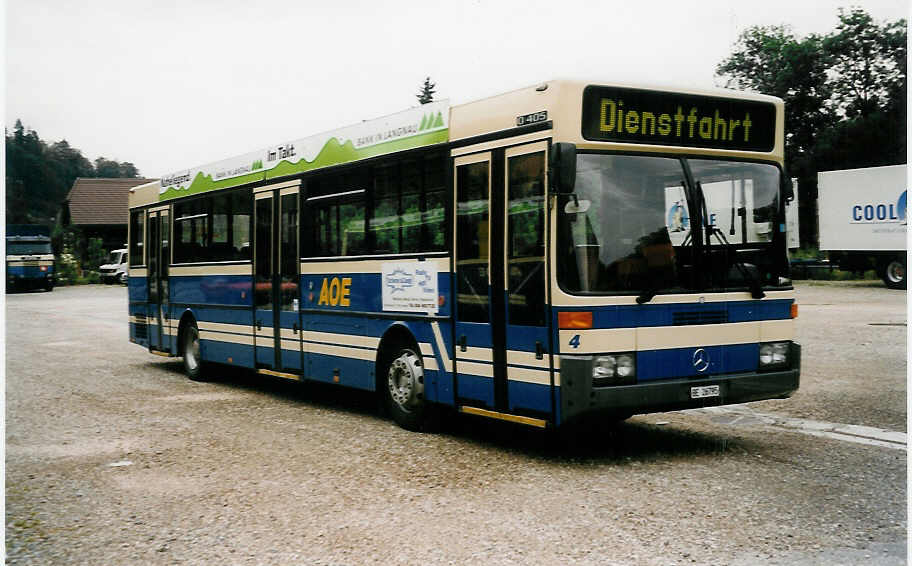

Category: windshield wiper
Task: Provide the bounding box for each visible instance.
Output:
[701,224,766,299]
[694,181,764,299]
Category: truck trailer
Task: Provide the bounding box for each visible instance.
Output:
[818,165,907,289]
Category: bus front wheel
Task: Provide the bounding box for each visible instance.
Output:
[383,347,430,431]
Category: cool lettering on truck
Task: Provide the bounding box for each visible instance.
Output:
[850,190,907,224]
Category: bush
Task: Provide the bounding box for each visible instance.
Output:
[55,253,80,286]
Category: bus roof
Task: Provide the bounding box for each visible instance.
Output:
[132,79,783,209]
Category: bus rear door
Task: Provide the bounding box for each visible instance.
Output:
[147,208,171,352]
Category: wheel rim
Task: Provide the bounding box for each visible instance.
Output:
[184,327,200,372]
[886,261,904,284]
[387,351,423,412]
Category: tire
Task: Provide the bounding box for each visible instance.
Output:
[881,259,906,290]
[382,346,431,431]
[118,272,128,285]
[181,322,209,381]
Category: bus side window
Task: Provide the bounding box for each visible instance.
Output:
[129,210,145,266]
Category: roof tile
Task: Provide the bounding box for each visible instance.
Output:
[65,178,157,226]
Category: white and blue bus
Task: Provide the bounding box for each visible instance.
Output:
[6,224,55,292]
[128,80,800,431]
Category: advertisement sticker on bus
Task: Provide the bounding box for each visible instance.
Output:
[381,262,438,313]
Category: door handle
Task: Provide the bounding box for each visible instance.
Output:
[293,322,299,334]
[535,341,545,360]
[458,335,467,352]
[256,320,262,331]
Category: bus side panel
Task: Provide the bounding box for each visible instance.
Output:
[504,324,553,417]
[453,321,496,408]
[128,276,149,347]
[431,318,455,406]
[304,311,372,390]
[189,305,255,369]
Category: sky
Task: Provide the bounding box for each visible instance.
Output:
[5,0,908,179]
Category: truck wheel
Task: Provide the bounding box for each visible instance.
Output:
[882,259,906,290]
[382,346,431,431]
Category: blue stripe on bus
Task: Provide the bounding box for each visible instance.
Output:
[7,265,53,277]
[188,306,253,326]
[553,299,792,328]
[637,343,758,381]
[171,275,252,306]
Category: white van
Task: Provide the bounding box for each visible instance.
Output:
[100,248,128,284]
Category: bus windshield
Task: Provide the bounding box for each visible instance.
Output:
[558,153,787,295]
[7,242,52,255]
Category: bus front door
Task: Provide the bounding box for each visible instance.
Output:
[147,209,171,353]
[453,143,553,420]
[253,186,302,373]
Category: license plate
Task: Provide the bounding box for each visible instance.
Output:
[691,385,720,399]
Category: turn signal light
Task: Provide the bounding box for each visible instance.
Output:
[558,311,593,329]
[790,303,798,318]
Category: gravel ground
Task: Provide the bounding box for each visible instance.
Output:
[751,280,907,431]
[5,283,906,565]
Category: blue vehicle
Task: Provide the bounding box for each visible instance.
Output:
[128,80,800,431]
[6,225,54,292]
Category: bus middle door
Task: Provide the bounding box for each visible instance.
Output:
[253,185,302,373]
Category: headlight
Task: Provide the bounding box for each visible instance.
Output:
[592,353,636,385]
[759,341,790,369]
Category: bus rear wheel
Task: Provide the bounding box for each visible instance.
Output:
[181,322,208,381]
[383,347,430,431]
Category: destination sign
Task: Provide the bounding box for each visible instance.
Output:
[581,86,776,152]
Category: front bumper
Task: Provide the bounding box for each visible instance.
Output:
[560,344,801,424]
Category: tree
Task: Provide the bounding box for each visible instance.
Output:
[824,8,906,118]
[716,25,833,161]
[715,9,906,247]
[5,120,142,226]
[416,77,436,105]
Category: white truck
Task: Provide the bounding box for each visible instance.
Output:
[99,248,128,284]
[818,164,907,289]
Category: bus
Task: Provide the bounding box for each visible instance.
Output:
[128,80,801,431]
[6,224,54,292]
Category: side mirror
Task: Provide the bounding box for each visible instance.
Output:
[564,199,591,214]
[550,142,576,193]
[781,173,795,203]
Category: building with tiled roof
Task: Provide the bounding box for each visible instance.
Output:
[62,177,157,252]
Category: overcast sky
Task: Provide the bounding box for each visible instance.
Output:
[5,0,908,178]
